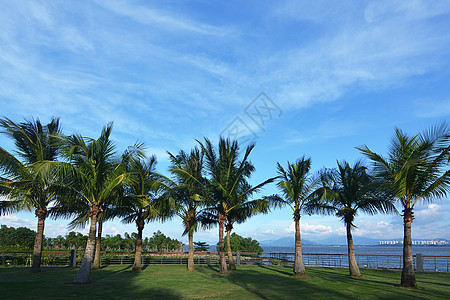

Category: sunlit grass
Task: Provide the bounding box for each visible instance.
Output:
[1,265,449,299]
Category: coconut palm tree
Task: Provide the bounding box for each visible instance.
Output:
[0,117,62,272]
[167,147,207,271]
[321,160,396,277]
[267,157,326,277]
[197,138,274,274]
[50,150,134,271]
[53,200,118,270]
[119,155,162,272]
[51,123,128,284]
[222,180,271,270]
[358,124,450,288]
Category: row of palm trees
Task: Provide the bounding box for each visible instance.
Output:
[0,118,271,283]
[0,116,449,288]
[267,158,395,278]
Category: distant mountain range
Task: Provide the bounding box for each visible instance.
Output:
[260,237,317,247]
[259,237,450,247]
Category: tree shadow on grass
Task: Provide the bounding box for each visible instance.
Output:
[199,264,226,278]
[76,266,183,299]
[107,264,132,274]
[329,270,450,299]
[258,264,292,276]
[132,287,182,299]
[214,266,358,300]
[206,264,220,272]
[415,272,450,288]
[418,280,450,287]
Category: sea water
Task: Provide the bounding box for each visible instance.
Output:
[262,245,450,256]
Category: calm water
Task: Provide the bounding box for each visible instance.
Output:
[190,244,450,271]
[195,245,450,256]
[262,245,450,256]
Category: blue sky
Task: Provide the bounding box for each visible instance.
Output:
[1,0,450,244]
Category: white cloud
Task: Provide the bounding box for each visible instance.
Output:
[262,229,275,235]
[102,225,122,236]
[43,223,71,237]
[376,221,391,228]
[0,214,34,228]
[352,220,399,238]
[284,222,333,235]
[414,204,443,224]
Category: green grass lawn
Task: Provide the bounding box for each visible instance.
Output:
[1,265,449,299]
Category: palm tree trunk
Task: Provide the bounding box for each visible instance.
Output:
[187,231,195,271]
[132,221,144,272]
[401,208,417,288]
[218,213,228,274]
[73,205,99,284]
[293,211,306,277]
[226,225,236,270]
[346,221,361,277]
[31,209,46,273]
[92,220,103,270]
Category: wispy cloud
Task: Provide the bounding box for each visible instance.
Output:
[285,118,362,144]
[1,1,449,242]
[264,0,450,110]
[94,0,228,36]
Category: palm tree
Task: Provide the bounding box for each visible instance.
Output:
[50,151,133,271]
[358,124,450,288]
[53,201,117,270]
[198,138,274,273]
[223,181,270,270]
[168,147,206,271]
[52,123,128,284]
[321,160,396,277]
[0,117,61,272]
[268,157,325,277]
[120,155,161,272]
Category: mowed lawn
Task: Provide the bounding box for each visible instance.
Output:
[1,265,450,299]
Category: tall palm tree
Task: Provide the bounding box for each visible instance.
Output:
[358,124,450,288]
[53,200,117,270]
[223,180,270,270]
[168,147,207,271]
[51,123,128,284]
[321,160,396,277]
[119,155,162,272]
[198,138,274,274]
[0,117,61,272]
[267,157,325,277]
[50,151,134,271]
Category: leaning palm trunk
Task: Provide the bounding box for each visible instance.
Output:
[92,220,103,270]
[226,227,236,270]
[73,206,99,284]
[293,213,306,276]
[31,209,46,273]
[132,221,144,272]
[401,209,416,288]
[346,222,361,277]
[187,231,195,271]
[218,213,228,274]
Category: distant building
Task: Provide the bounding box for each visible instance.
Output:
[379,240,402,245]
[378,239,449,245]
